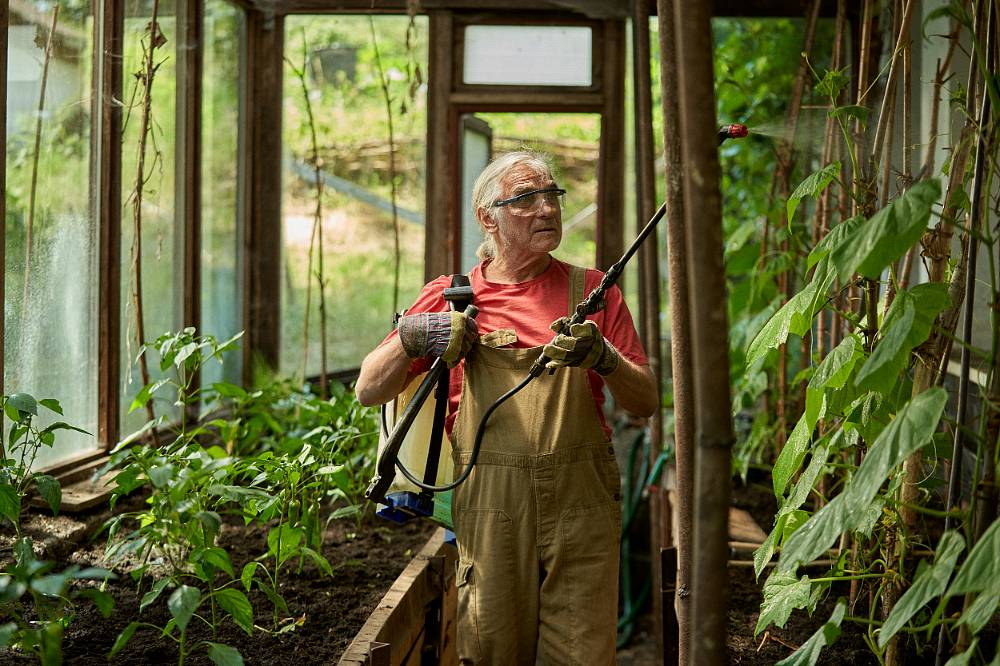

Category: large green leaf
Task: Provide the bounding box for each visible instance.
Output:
[773,412,819,497]
[168,585,201,632]
[879,530,965,647]
[775,598,846,666]
[944,639,980,666]
[787,162,841,225]
[957,582,1000,636]
[756,572,813,635]
[140,578,171,612]
[746,270,835,368]
[7,393,38,416]
[855,283,951,394]
[109,621,140,657]
[0,484,20,524]
[0,622,17,648]
[267,524,303,565]
[33,474,61,515]
[780,388,947,570]
[215,588,254,636]
[207,642,245,666]
[808,216,864,272]
[948,518,1000,597]
[806,335,864,419]
[829,179,941,282]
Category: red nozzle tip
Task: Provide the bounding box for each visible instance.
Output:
[729,123,749,138]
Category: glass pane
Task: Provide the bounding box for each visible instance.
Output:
[463,26,592,87]
[460,115,491,273]
[120,0,179,434]
[201,0,244,389]
[281,15,428,377]
[5,1,99,468]
[472,113,600,269]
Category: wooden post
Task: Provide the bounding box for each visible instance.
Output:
[242,8,284,382]
[631,0,666,659]
[97,0,125,449]
[672,1,734,662]
[657,0,694,661]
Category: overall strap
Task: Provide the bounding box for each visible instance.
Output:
[424,274,474,487]
[567,264,587,318]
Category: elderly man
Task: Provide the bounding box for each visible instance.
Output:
[356,151,657,664]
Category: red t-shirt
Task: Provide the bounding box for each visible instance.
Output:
[379,258,648,437]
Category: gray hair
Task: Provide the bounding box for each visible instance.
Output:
[471,151,554,260]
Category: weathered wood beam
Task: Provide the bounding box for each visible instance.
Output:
[177,0,203,334]
[597,17,625,271]
[242,9,284,381]
[425,11,455,280]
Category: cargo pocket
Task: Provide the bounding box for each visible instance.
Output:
[453,509,516,664]
[455,560,480,664]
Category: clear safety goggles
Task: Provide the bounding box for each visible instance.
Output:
[492,187,566,212]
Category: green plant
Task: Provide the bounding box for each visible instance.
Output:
[1,537,115,665]
[1,394,88,539]
[745,8,1000,656]
[104,328,250,664]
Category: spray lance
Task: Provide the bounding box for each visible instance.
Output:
[366,124,748,521]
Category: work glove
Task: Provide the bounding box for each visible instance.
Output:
[543,318,621,376]
[397,310,479,367]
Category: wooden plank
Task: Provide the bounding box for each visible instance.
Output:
[728,507,767,544]
[338,529,448,666]
[0,0,8,400]
[424,12,454,281]
[245,0,630,18]
[400,627,426,666]
[96,0,125,450]
[449,91,604,109]
[241,10,284,381]
[596,18,625,271]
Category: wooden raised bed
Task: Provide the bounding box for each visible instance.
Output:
[339,527,459,666]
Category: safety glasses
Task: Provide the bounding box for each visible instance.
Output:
[492,187,566,211]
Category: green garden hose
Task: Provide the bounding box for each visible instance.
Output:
[617,427,671,648]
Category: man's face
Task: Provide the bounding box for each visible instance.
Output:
[492,166,563,257]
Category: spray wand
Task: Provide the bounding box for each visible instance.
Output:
[366,124,748,505]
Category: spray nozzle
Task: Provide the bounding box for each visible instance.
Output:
[718,124,749,144]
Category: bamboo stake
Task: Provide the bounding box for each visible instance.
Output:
[20,5,59,356]
[128,2,164,443]
[936,6,994,661]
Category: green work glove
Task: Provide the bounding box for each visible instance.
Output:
[543,318,620,376]
[398,310,478,367]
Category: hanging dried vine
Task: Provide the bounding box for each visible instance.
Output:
[125,2,167,442]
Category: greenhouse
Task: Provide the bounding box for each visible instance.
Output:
[2,0,999,663]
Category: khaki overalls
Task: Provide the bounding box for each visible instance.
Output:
[450,266,622,665]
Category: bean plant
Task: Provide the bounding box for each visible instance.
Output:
[744,10,1000,661]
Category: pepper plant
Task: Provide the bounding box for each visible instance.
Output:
[104,328,252,663]
[1,394,87,538]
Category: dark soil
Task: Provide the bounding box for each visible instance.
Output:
[5,474,995,665]
[2,502,436,666]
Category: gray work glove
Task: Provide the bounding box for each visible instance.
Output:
[543,318,621,376]
[398,310,479,366]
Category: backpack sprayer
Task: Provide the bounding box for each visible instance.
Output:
[366,124,749,528]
